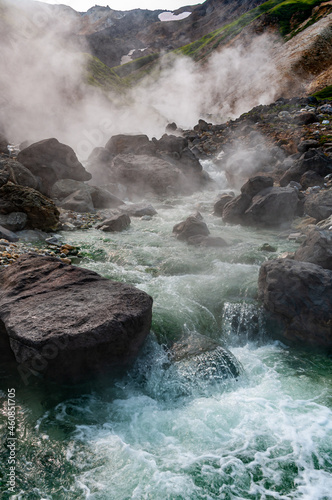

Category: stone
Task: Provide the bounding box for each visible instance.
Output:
[96,214,131,232]
[153,134,188,155]
[294,112,318,125]
[0,133,8,155]
[222,194,252,225]
[245,187,299,227]
[0,255,153,383]
[304,188,332,221]
[50,179,124,210]
[187,235,228,247]
[300,170,325,189]
[294,229,332,270]
[105,134,156,156]
[0,212,27,232]
[0,159,39,190]
[89,186,123,209]
[119,203,157,217]
[109,154,190,197]
[297,140,320,153]
[0,225,19,242]
[173,213,210,241]
[17,138,92,195]
[317,215,332,230]
[0,182,59,231]
[213,194,234,217]
[258,259,332,349]
[59,189,95,213]
[280,149,332,187]
[240,176,274,198]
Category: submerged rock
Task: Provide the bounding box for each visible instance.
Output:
[96,214,131,232]
[0,255,153,383]
[258,258,332,349]
[173,212,210,241]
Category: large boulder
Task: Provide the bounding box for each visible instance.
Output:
[96,214,131,232]
[213,194,234,217]
[304,188,332,221]
[240,175,274,198]
[50,179,123,210]
[17,138,92,195]
[280,149,332,187]
[0,159,39,190]
[0,225,19,242]
[59,189,95,213]
[0,255,153,383]
[0,212,27,232]
[294,229,332,270]
[0,182,59,231]
[105,134,156,156]
[108,154,190,197]
[0,133,8,155]
[173,213,210,241]
[153,134,188,156]
[244,187,299,227]
[258,259,332,349]
[222,194,252,225]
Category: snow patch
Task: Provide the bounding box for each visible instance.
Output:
[158,11,191,22]
[121,48,147,66]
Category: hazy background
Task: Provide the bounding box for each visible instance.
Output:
[36,0,203,12]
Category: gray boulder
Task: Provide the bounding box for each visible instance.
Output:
[0,255,153,383]
[0,159,39,190]
[294,229,332,270]
[59,189,95,213]
[240,175,274,198]
[106,134,156,156]
[0,225,19,242]
[280,149,332,187]
[304,188,332,221]
[119,203,157,217]
[173,213,210,241]
[51,179,123,210]
[244,187,299,226]
[258,259,332,349]
[213,194,234,217]
[222,194,252,225]
[0,212,27,232]
[96,214,131,232]
[17,138,92,195]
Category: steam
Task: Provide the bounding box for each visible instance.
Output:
[0,0,284,160]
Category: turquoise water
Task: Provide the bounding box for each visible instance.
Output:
[1,177,332,499]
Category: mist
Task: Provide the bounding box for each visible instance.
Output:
[0,0,284,160]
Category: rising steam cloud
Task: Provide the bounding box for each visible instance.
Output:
[0,0,283,159]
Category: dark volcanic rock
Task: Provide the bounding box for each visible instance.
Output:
[0,255,153,383]
[0,182,59,231]
[173,213,210,241]
[0,225,19,242]
[304,189,332,221]
[300,170,325,189]
[240,176,274,198]
[258,259,332,349]
[245,187,299,227]
[294,229,332,270]
[17,138,92,195]
[119,203,157,217]
[59,189,95,213]
[0,133,8,155]
[222,194,252,225]
[187,235,228,247]
[106,134,156,156]
[280,149,332,187]
[0,212,27,232]
[213,194,234,217]
[51,179,123,210]
[96,214,131,232]
[0,159,39,190]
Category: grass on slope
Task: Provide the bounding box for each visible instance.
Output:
[175,0,323,61]
[84,54,129,93]
[312,85,332,100]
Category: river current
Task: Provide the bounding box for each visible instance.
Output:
[0,162,331,499]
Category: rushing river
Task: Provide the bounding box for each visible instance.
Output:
[1,162,332,499]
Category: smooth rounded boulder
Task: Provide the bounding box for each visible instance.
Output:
[0,255,153,383]
[258,258,332,349]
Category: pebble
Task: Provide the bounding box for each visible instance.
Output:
[0,239,81,267]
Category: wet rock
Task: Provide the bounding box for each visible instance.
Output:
[50,179,123,210]
[294,112,318,125]
[240,175,274,198]
[170,332,241,383]
[213,194,234,217]
[304,188,332,221]
[0,159,39,190]
[59,189,95,213]
[0,133,8,155]
[96,214,131,232]
[119,203,157,217]
[259,243,277,252]
[0,225,19,242]
[294,229,332,270]
[0,255,153,383]
[109,154,190,197]
[222,194,252,225]
[153,134,188,155]
[245,187,299,227]
[89,186,123,209]
[173,213,210,241]
[17,138,92,196]
[0,182,59,231]
[0,212,27,232]
[106,134,156,156]
[258,259,332,349]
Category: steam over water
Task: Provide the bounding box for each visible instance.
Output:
[1,163,332,499]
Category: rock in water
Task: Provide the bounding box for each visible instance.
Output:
[170,332,242,388]
[258,258,332,349]
[0,255,153,383]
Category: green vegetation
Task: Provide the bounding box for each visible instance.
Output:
[84,54,129,93]
[312,85,332,101]
[175,0,323,61]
